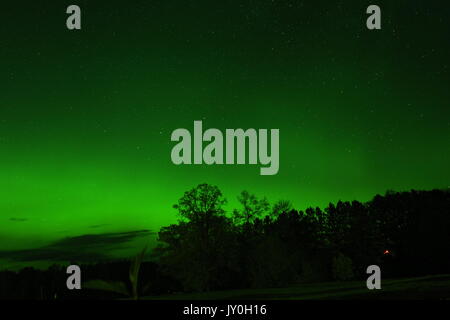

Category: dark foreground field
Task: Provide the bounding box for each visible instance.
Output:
[143,275,450,300]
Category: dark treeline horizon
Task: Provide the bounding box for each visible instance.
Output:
[0,186,449,299]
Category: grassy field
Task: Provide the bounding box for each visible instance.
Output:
[143,275,450,300]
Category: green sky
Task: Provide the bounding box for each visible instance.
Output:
[0,0,449,269]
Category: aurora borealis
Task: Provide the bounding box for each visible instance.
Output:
[0,0,449,269]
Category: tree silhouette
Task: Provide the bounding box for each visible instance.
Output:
[233,191,269,225]
[157,183,234,291]
[174,183,227,223]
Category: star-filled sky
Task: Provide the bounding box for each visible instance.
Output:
[0,0,449,269]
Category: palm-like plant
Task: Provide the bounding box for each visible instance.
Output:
[84,247,148,300]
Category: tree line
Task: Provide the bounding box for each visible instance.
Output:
[0,185,449,299]
[154,184,450,292]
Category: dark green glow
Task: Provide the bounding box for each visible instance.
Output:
[0,1,449,268]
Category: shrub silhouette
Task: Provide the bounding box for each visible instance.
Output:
[84,247,148,299]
